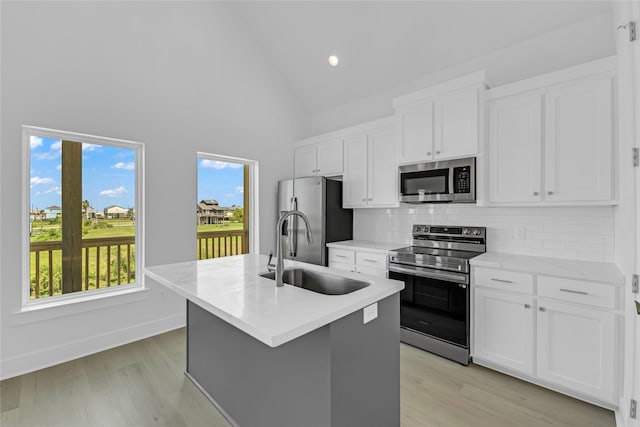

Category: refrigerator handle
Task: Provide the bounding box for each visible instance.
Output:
[289,197,298,257]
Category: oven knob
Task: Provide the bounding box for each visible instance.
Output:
[463,228,470,235]
[414,226,422,232]
[473,229,481,236]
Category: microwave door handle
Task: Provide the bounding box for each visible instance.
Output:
[389,265,468,283]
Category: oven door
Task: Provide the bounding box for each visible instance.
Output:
[389,264,469,348]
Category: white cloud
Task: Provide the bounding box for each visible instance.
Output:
[56,164,62,171]
[100,186,127,197]
[30,136,43,149]
[82,143,98,151]
[112,162,135,170]
[200,159,243,169]
[34,140,62,160]
[30,176,53,186]
[235,186,244,194]
[44,186,62,195]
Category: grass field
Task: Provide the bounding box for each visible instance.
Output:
[29,219,246,299]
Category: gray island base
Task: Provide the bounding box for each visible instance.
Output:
[186,294,400,427]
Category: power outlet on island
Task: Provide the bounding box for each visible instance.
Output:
[363,303,378,324]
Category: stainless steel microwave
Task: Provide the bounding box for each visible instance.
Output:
[399,157,475,203]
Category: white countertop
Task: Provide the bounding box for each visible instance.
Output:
[326,240,406,253]
[145,254,404,347]
[470,252,624,285]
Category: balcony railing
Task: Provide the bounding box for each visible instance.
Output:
[29,229,248,299]
[30,236,136,299]
[197,230,248,260]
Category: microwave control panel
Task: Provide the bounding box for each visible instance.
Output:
[453,166,471,194]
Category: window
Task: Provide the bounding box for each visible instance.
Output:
[196,153,256,259]
[23,126,144,304]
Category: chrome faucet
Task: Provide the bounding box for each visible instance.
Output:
[274,210,313,287]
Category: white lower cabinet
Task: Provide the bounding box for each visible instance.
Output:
[474,288,533,375]
[328,248,387,278]
[536,299,615,402]
[472,266,620,406]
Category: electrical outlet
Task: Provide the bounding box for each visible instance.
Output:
[363,303,378,324]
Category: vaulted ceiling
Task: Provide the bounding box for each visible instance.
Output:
[232,1,612,115]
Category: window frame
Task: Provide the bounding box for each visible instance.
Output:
[21,125,145,309]
[196,152,259,255]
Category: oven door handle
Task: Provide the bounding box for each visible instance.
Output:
[389,265,468,284]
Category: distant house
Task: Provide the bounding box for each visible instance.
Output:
[43,205,61,220]
[197,199,227,225]
[104,205,128,219]
[29,209,44,222]
[84,205,97,220]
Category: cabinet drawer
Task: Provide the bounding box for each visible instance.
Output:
[328,248,355,264]
[329,261,354,273]
[537,276,616,309]
[474,267,534,294]
[355,251,387,269]
[355,265,387,278]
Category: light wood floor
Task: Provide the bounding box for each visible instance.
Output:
[1,328,615,427]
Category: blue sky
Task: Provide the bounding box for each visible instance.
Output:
[30,136,136,211]
[197,159,244,208]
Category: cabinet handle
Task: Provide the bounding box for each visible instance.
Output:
[368,198,373,201]
[362,198,367,202]
[363,259,378,263]
[335,255,347,259]
[436,151,440,155]
[427,152,432,156]
[533,192,539,196]
[524,304,531,309]
[547,191,554,195]
[539,307,546,312]
[491,278,513,284]
[560,288,589,296]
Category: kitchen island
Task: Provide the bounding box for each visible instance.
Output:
[145,254,404,427]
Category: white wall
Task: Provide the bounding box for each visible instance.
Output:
[308,12,615,136]
[0,2,306,379]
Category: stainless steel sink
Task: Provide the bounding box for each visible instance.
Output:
[259,268,370,295]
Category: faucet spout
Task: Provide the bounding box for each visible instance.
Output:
[275,210,313,287]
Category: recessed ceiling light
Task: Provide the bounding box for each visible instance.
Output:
[328,55,339,67]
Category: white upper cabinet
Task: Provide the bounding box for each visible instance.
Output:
[395,100,433,163]
[433,87,480,160]
[294,145,318,178]
[343,120,398,208]
[294,138,343,178]
[488,94,542,203]
[485,57,616,206]
[366,126,397,207]
[544,75,613,202]
[394,72,486,165]
[343,134,369,207]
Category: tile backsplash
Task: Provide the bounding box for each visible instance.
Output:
[353,205,615,263]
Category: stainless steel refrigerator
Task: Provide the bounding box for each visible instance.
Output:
[277,176,353,266]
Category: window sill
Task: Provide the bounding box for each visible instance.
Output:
[12,285,152,326]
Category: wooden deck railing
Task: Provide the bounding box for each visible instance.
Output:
[30,230,247,299]
[30,236,136,299]
[197,229,248,260]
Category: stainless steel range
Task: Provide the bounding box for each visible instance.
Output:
[389,225,486,365]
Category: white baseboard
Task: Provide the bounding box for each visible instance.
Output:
[0,313,185,380]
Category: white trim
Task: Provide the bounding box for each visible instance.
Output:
[21,125,145,308]
[0,312,184,380]
[196,152,259,254]
[294,116,394,148]
[393,70,487,107]
[11,287,151,326]
[486,56,617,100]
